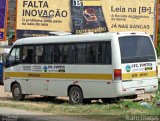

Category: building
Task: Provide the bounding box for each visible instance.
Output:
[7,0,16,45]
[159,1,160,20]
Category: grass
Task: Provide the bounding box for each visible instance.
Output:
[0,98,160,121]
[0,97,160,116]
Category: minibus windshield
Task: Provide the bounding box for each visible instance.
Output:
[119,36,156,63]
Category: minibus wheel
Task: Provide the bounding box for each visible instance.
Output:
[11,83,25,101]
[69,86,83,104]
[0,80,4,85]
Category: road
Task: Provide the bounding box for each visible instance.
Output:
[0,85,98,121]
[0,107,91,121]
[0,107,95,121]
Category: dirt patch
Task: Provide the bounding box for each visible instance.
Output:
[0,85,12,100]
[0,85,69,103]
[0,85,154,103]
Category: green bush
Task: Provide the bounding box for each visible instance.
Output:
[156,21,160,57]
[156,34,160,57]
[154,80,160,101]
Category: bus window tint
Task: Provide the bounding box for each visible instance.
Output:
[53,44,74,64]
[35,45,44,64]
[8,46,21,66]
[44,45,53,64]
[98,43,103,64]
[53,44,60,63]
[9,48,16,62]
[10,47,20,61]
[65,44,74,63]
[20,42,112,65]
[86,43,96,63]
[119,36,156,63]
[75,43,86,64]
[105,42,111,64]
[22,46,34,63]
[97,42,111,64]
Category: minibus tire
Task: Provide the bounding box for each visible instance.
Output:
[69,86,83,104]
[0,81,4,85]
[12,83,25,101]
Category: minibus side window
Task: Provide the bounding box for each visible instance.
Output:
[97,42,111,64]
[65,44,74,63]
[105,42,111,64]
[53,44,74,64]
[75,43,86,64]
[6,46,21,67]
[44,44,53,64]
[22,45,34,64]
[86,43,97,63]
[35,45,44,64]
[97,42,105,64]
[53,44,61,63]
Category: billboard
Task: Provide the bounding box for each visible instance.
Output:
[16,0,71,38]
[101,0,155,36]
[71,0,108,34]
[0,0,7,41]
[16,0,157,40]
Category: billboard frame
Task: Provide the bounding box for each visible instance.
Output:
[155,0,159,47]
[0,0,8,41]
[14,0,159,47]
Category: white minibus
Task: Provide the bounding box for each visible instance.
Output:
[4,32,158,104]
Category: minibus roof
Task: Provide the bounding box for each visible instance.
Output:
[13,32,149,45]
